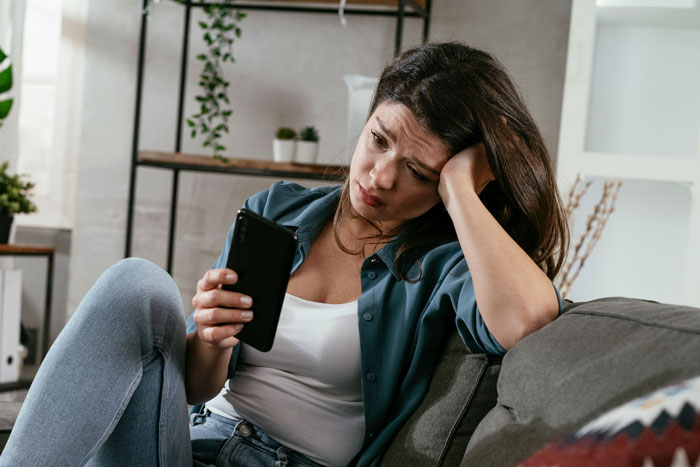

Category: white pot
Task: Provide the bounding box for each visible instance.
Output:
[273,139,296,163]
[295,141,319,164]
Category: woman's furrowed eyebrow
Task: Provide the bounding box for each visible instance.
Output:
[413,158,441,177]
[375,117,396,142]
[375,116,441,177]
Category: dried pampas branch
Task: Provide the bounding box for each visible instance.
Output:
[557,176,623,299]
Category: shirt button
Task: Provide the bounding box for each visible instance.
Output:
[366,372,376,382]
[369,432,375,439]
[363,312,373,321]
[367,271,377,280]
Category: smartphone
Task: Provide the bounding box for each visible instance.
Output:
[222,208,298,352]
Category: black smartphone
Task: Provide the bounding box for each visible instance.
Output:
[222,208,298,352]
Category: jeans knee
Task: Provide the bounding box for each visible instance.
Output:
[94,257,186,326]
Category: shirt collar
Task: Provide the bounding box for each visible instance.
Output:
[281,185,417,281]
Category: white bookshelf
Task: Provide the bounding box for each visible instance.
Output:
[557,0,700,306]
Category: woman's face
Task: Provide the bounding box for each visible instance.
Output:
[348,101,451,231]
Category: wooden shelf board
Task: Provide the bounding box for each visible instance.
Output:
[138,151,348,181]
[183,0,427,15]
[241,0,426,6]
[0,245,56,255]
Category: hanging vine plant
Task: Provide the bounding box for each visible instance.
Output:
[145,0,245,161]
[187,2,245,161]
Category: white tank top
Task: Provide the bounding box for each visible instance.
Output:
[205,293,364,467]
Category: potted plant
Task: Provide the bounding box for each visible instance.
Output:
[0,46,14,129]
[295,126,319,164]
[0,162,37,244]
[273,127,296,163]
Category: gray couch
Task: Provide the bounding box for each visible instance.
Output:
[381,297,700,466]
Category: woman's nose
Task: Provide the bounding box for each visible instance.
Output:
[369,158,396,190]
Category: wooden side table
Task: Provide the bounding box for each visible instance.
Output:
[0,245,55,392]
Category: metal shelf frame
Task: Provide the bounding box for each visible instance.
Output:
[125,0,432,273]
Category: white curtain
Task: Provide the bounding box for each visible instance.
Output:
[3,0,87,230]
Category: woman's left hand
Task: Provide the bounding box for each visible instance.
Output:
[438,142,495,201]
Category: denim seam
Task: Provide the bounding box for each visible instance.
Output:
[78,368,144,466]
[158,350,169,467]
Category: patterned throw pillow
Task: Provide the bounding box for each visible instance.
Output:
[519,375,700,467]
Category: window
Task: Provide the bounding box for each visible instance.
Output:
[16,0,86,229]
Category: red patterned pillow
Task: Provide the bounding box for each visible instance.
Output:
[519,375,700,467]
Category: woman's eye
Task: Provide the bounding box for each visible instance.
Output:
[408,165,429,182]
[371,130,388,148]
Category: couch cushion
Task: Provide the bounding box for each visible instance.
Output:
[520,374,700,467]
[461,297,700,467]
[381,330,501,466]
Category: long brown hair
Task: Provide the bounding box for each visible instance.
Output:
[335,42,569,281]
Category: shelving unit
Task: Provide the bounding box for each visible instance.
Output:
[126,0,431,273]
[557,0,700,306]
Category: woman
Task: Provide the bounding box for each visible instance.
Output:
[1,42,567,467]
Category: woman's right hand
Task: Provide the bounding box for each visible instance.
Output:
[191,268,254,349]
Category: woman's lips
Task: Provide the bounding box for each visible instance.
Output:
[358,184,384,208]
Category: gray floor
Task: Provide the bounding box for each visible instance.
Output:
[0,389,27,453]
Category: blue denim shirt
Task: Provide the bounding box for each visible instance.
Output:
[186,181,562,466]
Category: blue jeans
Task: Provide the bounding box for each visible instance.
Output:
[190,407,324,467]
[0,258,322,467]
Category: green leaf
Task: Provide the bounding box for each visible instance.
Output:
[0,99,12,120]
[203,140,211,147]
[196,54,207,61]
[198,21,208,29]
[222,110,232,117]
[190,129,196,139]
[235,28,241,38]
[0,47,6,62]
[0,65,12,94]
[216,145,225,152]
[186,119,195,127]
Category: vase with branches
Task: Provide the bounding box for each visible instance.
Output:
[556,174,623,299]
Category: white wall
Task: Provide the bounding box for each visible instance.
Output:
[66,0,572,326]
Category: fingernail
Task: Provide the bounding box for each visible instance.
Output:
[241,311,253,320]
[234,324,244,332]
[226,273,237,282]
[240,296,252,307]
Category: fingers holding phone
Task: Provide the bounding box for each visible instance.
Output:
[192,268,254,349]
